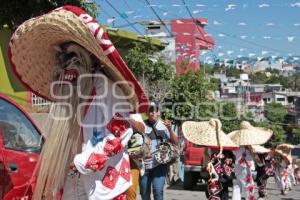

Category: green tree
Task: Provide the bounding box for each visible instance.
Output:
[164,71,214,123]
[252,121,285,148]
[264,103,288,123]
[219,102,241,133]
[0,0,98,29]
[226,67,241,78]
[292,128,300,145]
[124,42,174,101]
[249,72,269,84]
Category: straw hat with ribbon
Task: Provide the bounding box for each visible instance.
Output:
[274,149,292,164]
[251,145,270,154]
[275,143,294,164]
[8,5,148,112]
[228,121,273,146]
[182,118,238,152]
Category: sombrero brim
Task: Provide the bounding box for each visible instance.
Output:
[228,127,272,146]
[182,121,238,150]
[275,149,292,164]
[251,145,270,154]
[8,6,148,112]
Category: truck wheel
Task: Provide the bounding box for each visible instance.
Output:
[183,171,193,190]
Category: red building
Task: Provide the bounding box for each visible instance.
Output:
[171,18,215,75]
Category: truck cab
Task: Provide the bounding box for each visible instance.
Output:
[182,140,207,189]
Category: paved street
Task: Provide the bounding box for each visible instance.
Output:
[138,179,300,200]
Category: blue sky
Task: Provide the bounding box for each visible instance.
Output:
[95,0,300,60]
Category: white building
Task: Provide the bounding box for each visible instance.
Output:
[140,21,176,65]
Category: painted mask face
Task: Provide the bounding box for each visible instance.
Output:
[52,42,95,98]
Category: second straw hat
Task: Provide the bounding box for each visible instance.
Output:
[251,145,270,154]
[228,121,273,146]
[182,118,238,149]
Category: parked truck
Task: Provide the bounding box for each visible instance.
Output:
[182,140,208,189]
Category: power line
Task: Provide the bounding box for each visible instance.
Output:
[143,0,173,37]
[181,0,214,47]
[206,26,289,55]
[122,0,133,11]
[105,0,143,35]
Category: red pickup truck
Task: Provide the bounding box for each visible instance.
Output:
[0,94,44,200]
[182,140,207,189]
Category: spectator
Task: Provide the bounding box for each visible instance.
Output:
[140,102,178,200]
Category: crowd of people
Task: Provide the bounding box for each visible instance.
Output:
[7,5,300,200]
[183,118,300,200]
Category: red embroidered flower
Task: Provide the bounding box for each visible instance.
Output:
[85,153,108,172]
[104,137,123,156]
[246,184,255,193]
[106,113,130,137]
[113,193,126,200]
[214,163,223,174]
[223,165,233,176]
[102,166,119,189]
[119,159,131,181]
[245,174,253,183]
[249,194,255,200]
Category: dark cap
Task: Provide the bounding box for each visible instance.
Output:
[148,101,160,112]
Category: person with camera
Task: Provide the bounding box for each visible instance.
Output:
[140,102,178,200]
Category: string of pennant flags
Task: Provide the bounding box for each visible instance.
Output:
[97,0,300,61]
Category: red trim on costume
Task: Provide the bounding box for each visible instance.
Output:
[85,153,109,172]
[102,166,119,189]
[106,113,130,137]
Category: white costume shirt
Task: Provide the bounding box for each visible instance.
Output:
[63,76,133,200]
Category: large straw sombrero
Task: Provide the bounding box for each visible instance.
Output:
[228,121,273,145]
[8,5,148,112]
[276,143,294,164]
[182,118,238,150]
[251,145,270,154]
[275,149,292,164]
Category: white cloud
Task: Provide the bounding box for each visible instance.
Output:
[225,4,237,11]
[218,53,224,57]
[213,20,222,25]
[201,51,208,55]
[261,51,268,55]
[227,50,234,55]
[176,20,183,24]
[263,36,272,39]
[249,53,256,57]
[196,4,206,7]
[133,15,143,19]
[240,48,246,52]
[125,11,134,15]
[258,4,270,8]
[163,12,168,16]
[238,22,247,26]
[291,2,300,7]
[288,36,295,42]
[294,23,300,26]
[266,22,275,26]
[240,35,248,39]
[107,18,116,24]
[218,33,225,37]
[172,4,180,7]
[193,10,201,14]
